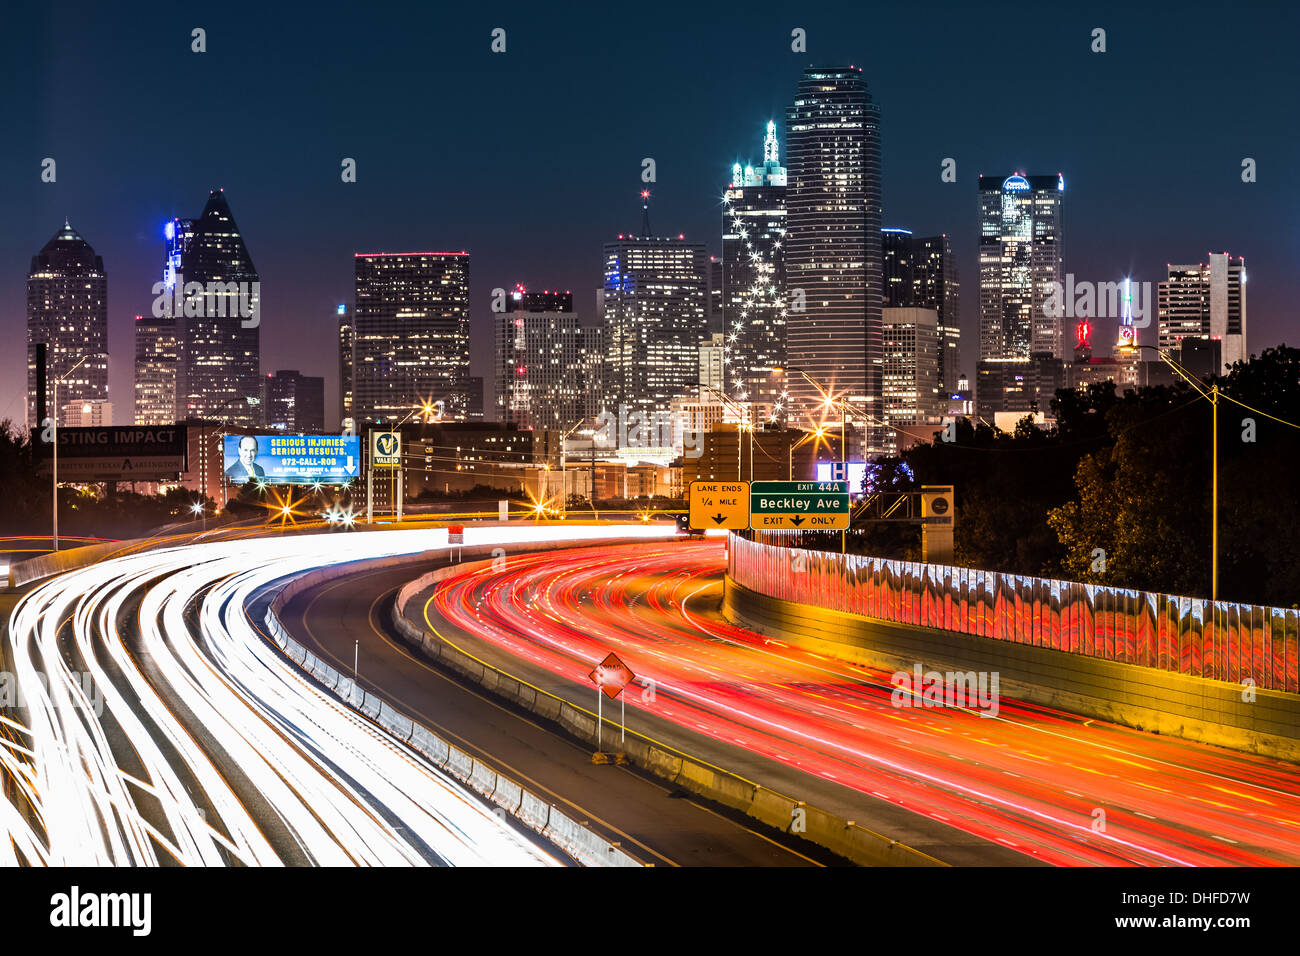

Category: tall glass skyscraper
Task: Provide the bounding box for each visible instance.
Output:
[162,189,261,428]
[882,229,961,395]
[27,223,109,427]
[722,120,787,418]
[785,66,882,450]
[602,225,706,423]
[978,173,1065,361]
[351,251,471,424]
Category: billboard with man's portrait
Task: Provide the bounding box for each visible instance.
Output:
[223,434,360,484]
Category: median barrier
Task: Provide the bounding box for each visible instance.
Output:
[391,556,949,868]
[262,578,643,867]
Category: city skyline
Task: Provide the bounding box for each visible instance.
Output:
[3,5,1296,431]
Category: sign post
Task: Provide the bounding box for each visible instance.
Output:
[749,480,850,530]
[588,652,635,765]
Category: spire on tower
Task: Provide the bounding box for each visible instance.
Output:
[640,189,652,237]
[764,120,778,164]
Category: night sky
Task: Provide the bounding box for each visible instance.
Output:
[3,1,1296,430]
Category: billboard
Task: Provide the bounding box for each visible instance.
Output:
[40,425,187,481]
[370,430,401,467]
[224,434,359,484]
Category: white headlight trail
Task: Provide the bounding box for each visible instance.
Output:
[1,525,670,866]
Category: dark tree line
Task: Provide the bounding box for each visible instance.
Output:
[867,346,1300,607]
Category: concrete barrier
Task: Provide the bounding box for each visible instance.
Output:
[260,548,646,866]
[8,537,153,588]
[391,557,948,868]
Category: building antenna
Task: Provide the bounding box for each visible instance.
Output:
[640,189,652,237]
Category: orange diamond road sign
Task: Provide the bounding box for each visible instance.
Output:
[688,480,750,530]
[588,652,635,700]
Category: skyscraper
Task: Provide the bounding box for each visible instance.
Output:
[978,173,1065,362]
[785,66,882,448]
[134,314,179,425]
[27,223,109,428]
[722,120,788,417]
[495,285,602,431]
[352,251,471,424]
[1157,253,1247,373]
[163,189,262,428]
[264,370,325,432]
[337,303,353,432]
[602,210,707,424]
[881,306,941,453]
[882,229,961,396]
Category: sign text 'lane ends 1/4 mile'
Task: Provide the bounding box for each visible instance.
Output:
[749,480,850,530]
[687,480,750,530]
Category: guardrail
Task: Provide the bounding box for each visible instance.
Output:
[729,533,1299,692]
[263,553,643,868]
[391,559,947,868]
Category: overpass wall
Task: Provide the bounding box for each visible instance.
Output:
[725,537,1300,761]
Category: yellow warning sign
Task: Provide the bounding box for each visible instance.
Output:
[688,480,750,530]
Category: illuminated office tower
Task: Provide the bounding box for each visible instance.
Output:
[163,189,262,428]
[337,303,353,431]
[496,285,603,431]
[602,206,707,423]
[722,120,788,417]
[882,229,961,395]
[1157,253,1247,373]
[134,314,179,425]
[27,222,109,427]
[785,66,882,449]
[352,251,471,424]
[977,173,1065,361]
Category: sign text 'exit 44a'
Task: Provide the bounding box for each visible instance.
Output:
[749,480,850,530]
[687,480,750,530]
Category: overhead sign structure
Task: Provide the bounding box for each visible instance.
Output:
[749,480,850,530]
[42,426,187,481]
[687,480,749,530]
[371,430,401,468]
[224,434,360,485]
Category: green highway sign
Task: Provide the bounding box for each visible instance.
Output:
[749,480,850,530]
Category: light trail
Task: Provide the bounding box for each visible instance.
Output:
[426,539,1300,867]
[1,524,671,865]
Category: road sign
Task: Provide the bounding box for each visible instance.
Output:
[687,480,749,530]
[588,652,635,700]
[447,524,464,545]
[749,480,850,530]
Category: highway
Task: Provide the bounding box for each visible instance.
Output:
[419,538,1300,867]
[0,526,671,866]
[274,562,837,866]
